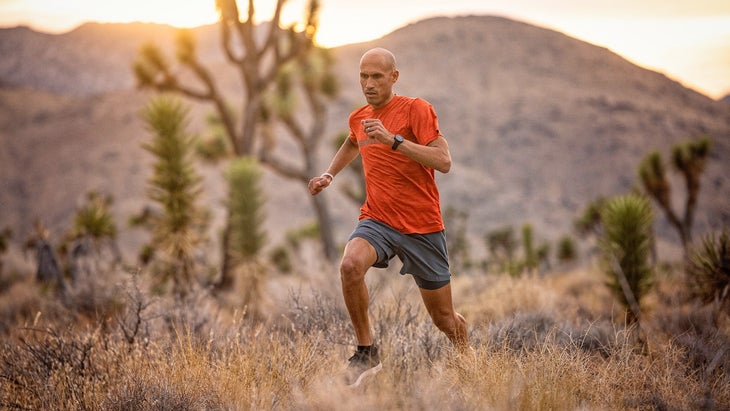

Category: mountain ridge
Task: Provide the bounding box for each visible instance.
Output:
[1,15,728,263]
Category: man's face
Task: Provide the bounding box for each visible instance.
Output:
[359,55,398,109]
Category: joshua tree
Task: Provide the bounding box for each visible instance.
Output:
[134,0,338,281]
[223,157,266,281]
[258,45,339,260]
[599,194,655,326]
[638,137,711,254]
[139,97,206,296]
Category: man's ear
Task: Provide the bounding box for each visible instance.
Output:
[392,69,399,83]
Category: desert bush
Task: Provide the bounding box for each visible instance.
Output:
[557,235,577,263]
[1,260,728,410]
[599,194,655,325]
[687,227,730,311]
[487,310,619,356]
[0,278,44,337]
[0,325,114,410]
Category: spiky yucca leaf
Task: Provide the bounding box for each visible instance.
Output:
[72,191,117,241]
[600,194,655,323]
[688,228,730,309]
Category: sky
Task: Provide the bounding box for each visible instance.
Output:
[1,0,729,99]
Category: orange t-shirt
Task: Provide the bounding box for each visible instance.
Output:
[348,95,444,234]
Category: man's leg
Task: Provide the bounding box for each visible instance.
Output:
[419,283,468,349]
[340,237,378,345]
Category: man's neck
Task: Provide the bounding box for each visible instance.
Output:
[371,93,395,110]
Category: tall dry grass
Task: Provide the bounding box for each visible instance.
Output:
[1,260,728,410]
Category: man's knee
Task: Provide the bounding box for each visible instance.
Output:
[340,255,366,287]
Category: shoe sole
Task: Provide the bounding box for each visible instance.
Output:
[347,362,383,388]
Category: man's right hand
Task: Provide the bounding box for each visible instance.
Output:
[308,174,332,196]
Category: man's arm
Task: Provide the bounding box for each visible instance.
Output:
[396,136,452,173]
[361,118,452,173]
[308,137,360,196]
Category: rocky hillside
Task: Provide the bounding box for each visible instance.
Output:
[1,15,728,264]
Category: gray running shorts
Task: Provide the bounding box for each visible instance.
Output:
[348,218,451,290]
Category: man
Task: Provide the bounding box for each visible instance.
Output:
[308,47,468,387]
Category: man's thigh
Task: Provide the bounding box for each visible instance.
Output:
[418,283,456,317]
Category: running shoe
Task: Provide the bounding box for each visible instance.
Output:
[342,346,382,387]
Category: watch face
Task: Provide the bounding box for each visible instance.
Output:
[392,134,404,150]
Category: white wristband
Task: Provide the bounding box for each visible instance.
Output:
[322,172,334,181]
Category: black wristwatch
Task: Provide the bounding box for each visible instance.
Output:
[392,134,404,150]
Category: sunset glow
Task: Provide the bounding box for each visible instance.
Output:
[1,0,729,98]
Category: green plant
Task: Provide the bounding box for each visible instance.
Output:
[269,246,293,274]
[557,235,577,263]
[196,114,231,162]
[285,221,320,250]
[226,157,267,265]
[687,228,730,311]
[574,197,606,237]
[638,137,711,253]
[70,191,117,241]
[141,96,206,296]
[485,226,517,275]
[134,0,330,280]
[522,223,537,272]
[599,194,655,325]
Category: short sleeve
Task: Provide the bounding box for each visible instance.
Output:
[409,98,441,146]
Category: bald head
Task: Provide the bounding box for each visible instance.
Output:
[360,48,397,72]
[359,47,399,109]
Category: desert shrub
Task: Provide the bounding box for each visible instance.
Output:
[280,287,355,356]
[487,311,618,356]
[687,227,730,311]
[485,225,518,274]
[0,279,44,337]
[269,245,293,274]
[557,235,577,262]
[0,325,114,409]
[599,194,655,325]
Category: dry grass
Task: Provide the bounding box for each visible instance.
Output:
[1,261,729,410]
